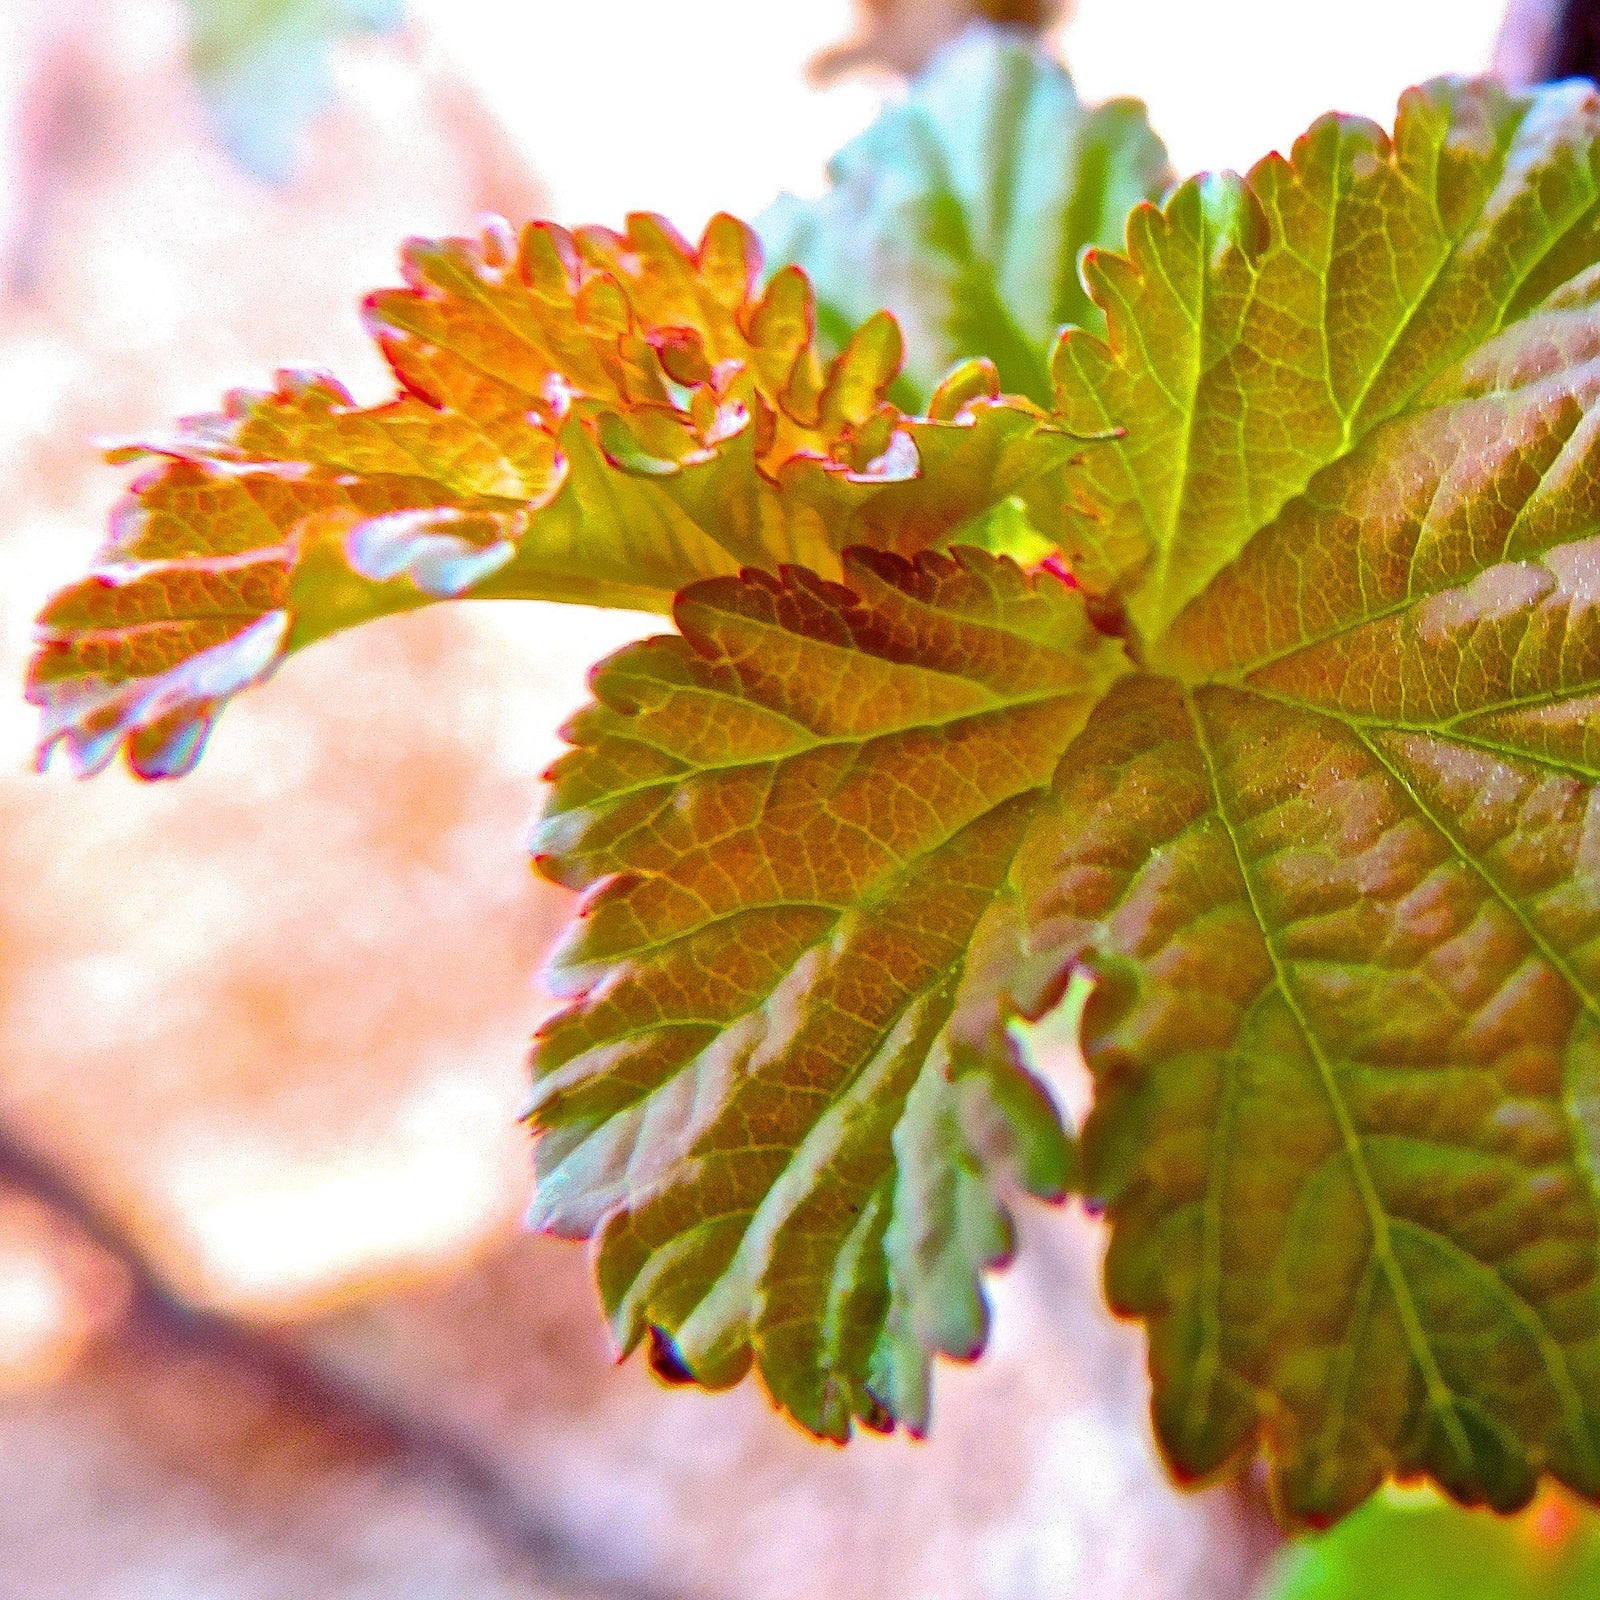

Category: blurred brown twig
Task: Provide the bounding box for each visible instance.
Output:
[0,1127,682,1600]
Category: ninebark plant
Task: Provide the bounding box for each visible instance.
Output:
[32,29,1600,1526]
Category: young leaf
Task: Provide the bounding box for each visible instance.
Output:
[528,546,1128,1437]
[30,214,1076,778]
[1004,76,1600,1522]
[1259,1486,1600,1600]
[761,26,1171,407]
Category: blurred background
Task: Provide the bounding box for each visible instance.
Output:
[0,1,1591,1596]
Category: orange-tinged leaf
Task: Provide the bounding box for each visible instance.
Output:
[31,215,1080,778]
[527,546,1128,1437]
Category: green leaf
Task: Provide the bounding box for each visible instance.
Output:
[1002,77,1600,1521]
[184,0,402,180]
[761,27,1171,408]
[46,14,1600,1531]
[30,215,1077,778]
[1053,77,1600,636]
[1262,1488,1600,1600]
[528,545,1128,1437]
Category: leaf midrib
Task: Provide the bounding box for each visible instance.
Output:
[1233,684,1600,1029]
[1182,684,1477,1470]
[1208,683,1600,1477]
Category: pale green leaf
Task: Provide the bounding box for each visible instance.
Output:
[761,26,1171,407]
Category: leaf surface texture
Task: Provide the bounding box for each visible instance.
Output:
[30,215,1071,776]
[1010,75,1600,1520]
[529,546,1127,1436]
[39,41,1600,1524]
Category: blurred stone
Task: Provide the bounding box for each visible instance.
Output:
[0,1292,603,1599]
[0,1179,130,1391]
[296,1211,1280,1600]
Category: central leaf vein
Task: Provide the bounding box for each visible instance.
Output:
[1183,686,1475,1468]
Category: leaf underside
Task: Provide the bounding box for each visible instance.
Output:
[529,545,1127,1437]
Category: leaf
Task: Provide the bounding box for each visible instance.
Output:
[1001,76,1600,1521]
[761,26,1171,408]
[30,214,1078,778]
[1052,76,1600,635]
[184,0,403,180]
[51,10,1600,1528]
[527,545,1128,1437]
[1261,1486,1600,1600]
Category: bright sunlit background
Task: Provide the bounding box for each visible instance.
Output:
[0,2,1576,1599]
[409,0,1511,229]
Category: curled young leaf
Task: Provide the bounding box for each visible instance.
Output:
[528,545,1129,1437]
[30,214,1080,778]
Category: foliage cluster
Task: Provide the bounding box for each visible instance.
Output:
[35,27,1600,1526]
